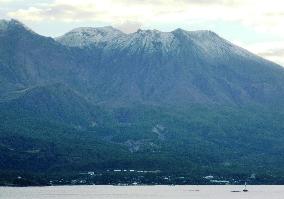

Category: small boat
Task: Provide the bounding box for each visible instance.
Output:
[243,182,248,192]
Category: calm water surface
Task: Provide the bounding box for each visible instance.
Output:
[1,185,284,199]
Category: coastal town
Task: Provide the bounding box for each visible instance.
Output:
[1,169,271,187]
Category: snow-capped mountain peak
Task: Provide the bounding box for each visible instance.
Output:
[56,26,125,47]
[56,26,273,65]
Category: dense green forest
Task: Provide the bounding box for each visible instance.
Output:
[1,102,284,185]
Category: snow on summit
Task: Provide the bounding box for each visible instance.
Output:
[56,26,268,63]
[56,26,125,47]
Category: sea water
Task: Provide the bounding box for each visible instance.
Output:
[1,185,284,199]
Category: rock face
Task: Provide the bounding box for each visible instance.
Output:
[57,26,284,105]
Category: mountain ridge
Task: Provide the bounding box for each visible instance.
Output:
[57,24,284,106]
[1,19,284,107]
